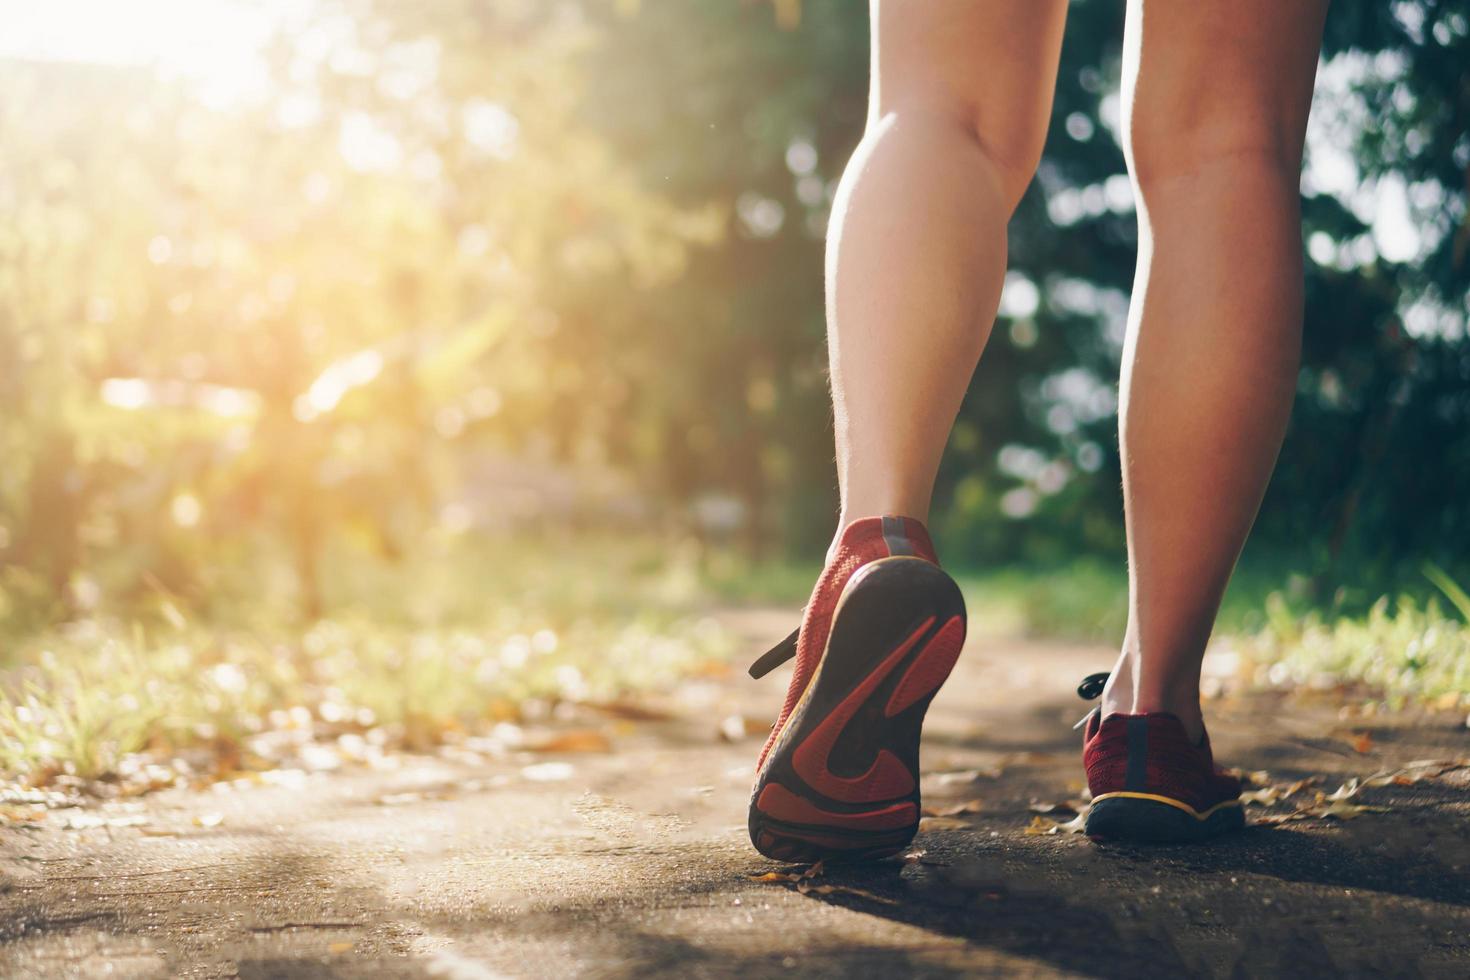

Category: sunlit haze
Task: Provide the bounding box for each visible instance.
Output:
[1,0,285,104]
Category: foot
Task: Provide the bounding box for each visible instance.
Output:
[1077,688,1244,843]
[747,516,966,862]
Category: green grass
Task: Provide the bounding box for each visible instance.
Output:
[4,534,1467,787]
[0,613,730,780]
[1233,583,1470,711]
[696,549,1470,713]
[0,532,734,783]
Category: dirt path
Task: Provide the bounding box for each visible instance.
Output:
[3,611,1469,978]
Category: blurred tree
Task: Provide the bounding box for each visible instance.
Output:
[0,0,1464,629]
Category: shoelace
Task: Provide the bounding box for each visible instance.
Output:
[1073,671,1110,729]
[748,623,800,679]
[1077,672,1109,700]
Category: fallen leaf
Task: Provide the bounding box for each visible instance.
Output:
[932,767,1002,786]
[583,700,675,722]
[1363,758,1470,788]
[1433,692,1462,712]
[1253,811,1308,826]
[1254,780,1394,826]
[65,813,148,830]
[751,861,894,903]
[194,812,224,828]
[922,799,983,817]
[1024,808,1091,836]
[1315,800,1389,820]
[1024,815,1058,836]
[376,792,428,806]
[1240,778,1318,806]
[328,942,354,954]
[796,880,899,905]
[918,816,972,832]
[520,762,575,782]
[900,849,947,867]
[718,715,768,742]
[1028,800,1083,818]
[525,730,612,754]
[749,861,825,885]
[749,871,799,883]
[1348,732,1375,754]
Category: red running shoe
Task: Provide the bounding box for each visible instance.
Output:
[1076,674,1245,842]
[747,516,966,863]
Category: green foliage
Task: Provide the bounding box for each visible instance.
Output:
[1240,592,1470,710]
[0,1,1464,649]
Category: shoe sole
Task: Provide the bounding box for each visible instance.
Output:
[748,557,967,863]
[1084,793,1245,843]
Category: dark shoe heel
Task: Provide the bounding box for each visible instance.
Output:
[1085,795,1244,843]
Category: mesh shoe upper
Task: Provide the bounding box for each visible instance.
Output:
[1083,711,1242,815]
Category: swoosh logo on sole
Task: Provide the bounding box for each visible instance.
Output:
[790,617,933,804]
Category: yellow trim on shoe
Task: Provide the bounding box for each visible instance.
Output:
[1090,791,1244,821]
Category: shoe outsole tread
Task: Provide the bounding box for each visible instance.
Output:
[749,557,966,863]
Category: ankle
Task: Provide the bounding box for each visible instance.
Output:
[1131,694,1205,743]
[1100,655,1205,742]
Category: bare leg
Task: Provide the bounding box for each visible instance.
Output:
[1102,0,1330,741]
[828,0,1068,553]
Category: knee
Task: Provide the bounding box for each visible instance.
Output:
[878,92,1048,214]
[966,104,1050,214]
[1126,104,1304,202]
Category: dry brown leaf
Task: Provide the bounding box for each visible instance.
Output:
[1028,801,1082,818]
[749,860,825,885]
[718,714,769,742]
[520,761,575,781]
[583,700,675,722]
[1024,815,1058,836]
[922,798,984,818]
[376,791,428,806]
[1025,807,1090,836]
[1253,811,1308,826]
[749,871,801,883]
[1050,812,1089,834]
[1432,692,1463,711]
[1348,732,1375,754]
[796,880,899,905]
[65,813,148,830]
[1240,777,1318,806]
[1254,784,1391,826]
[1314,799,1389,820]
[1364,758,1470,788]
[328,942,354,955]
[918,815,972,832]
[932,767,1003,786]
[525,730,612,754]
